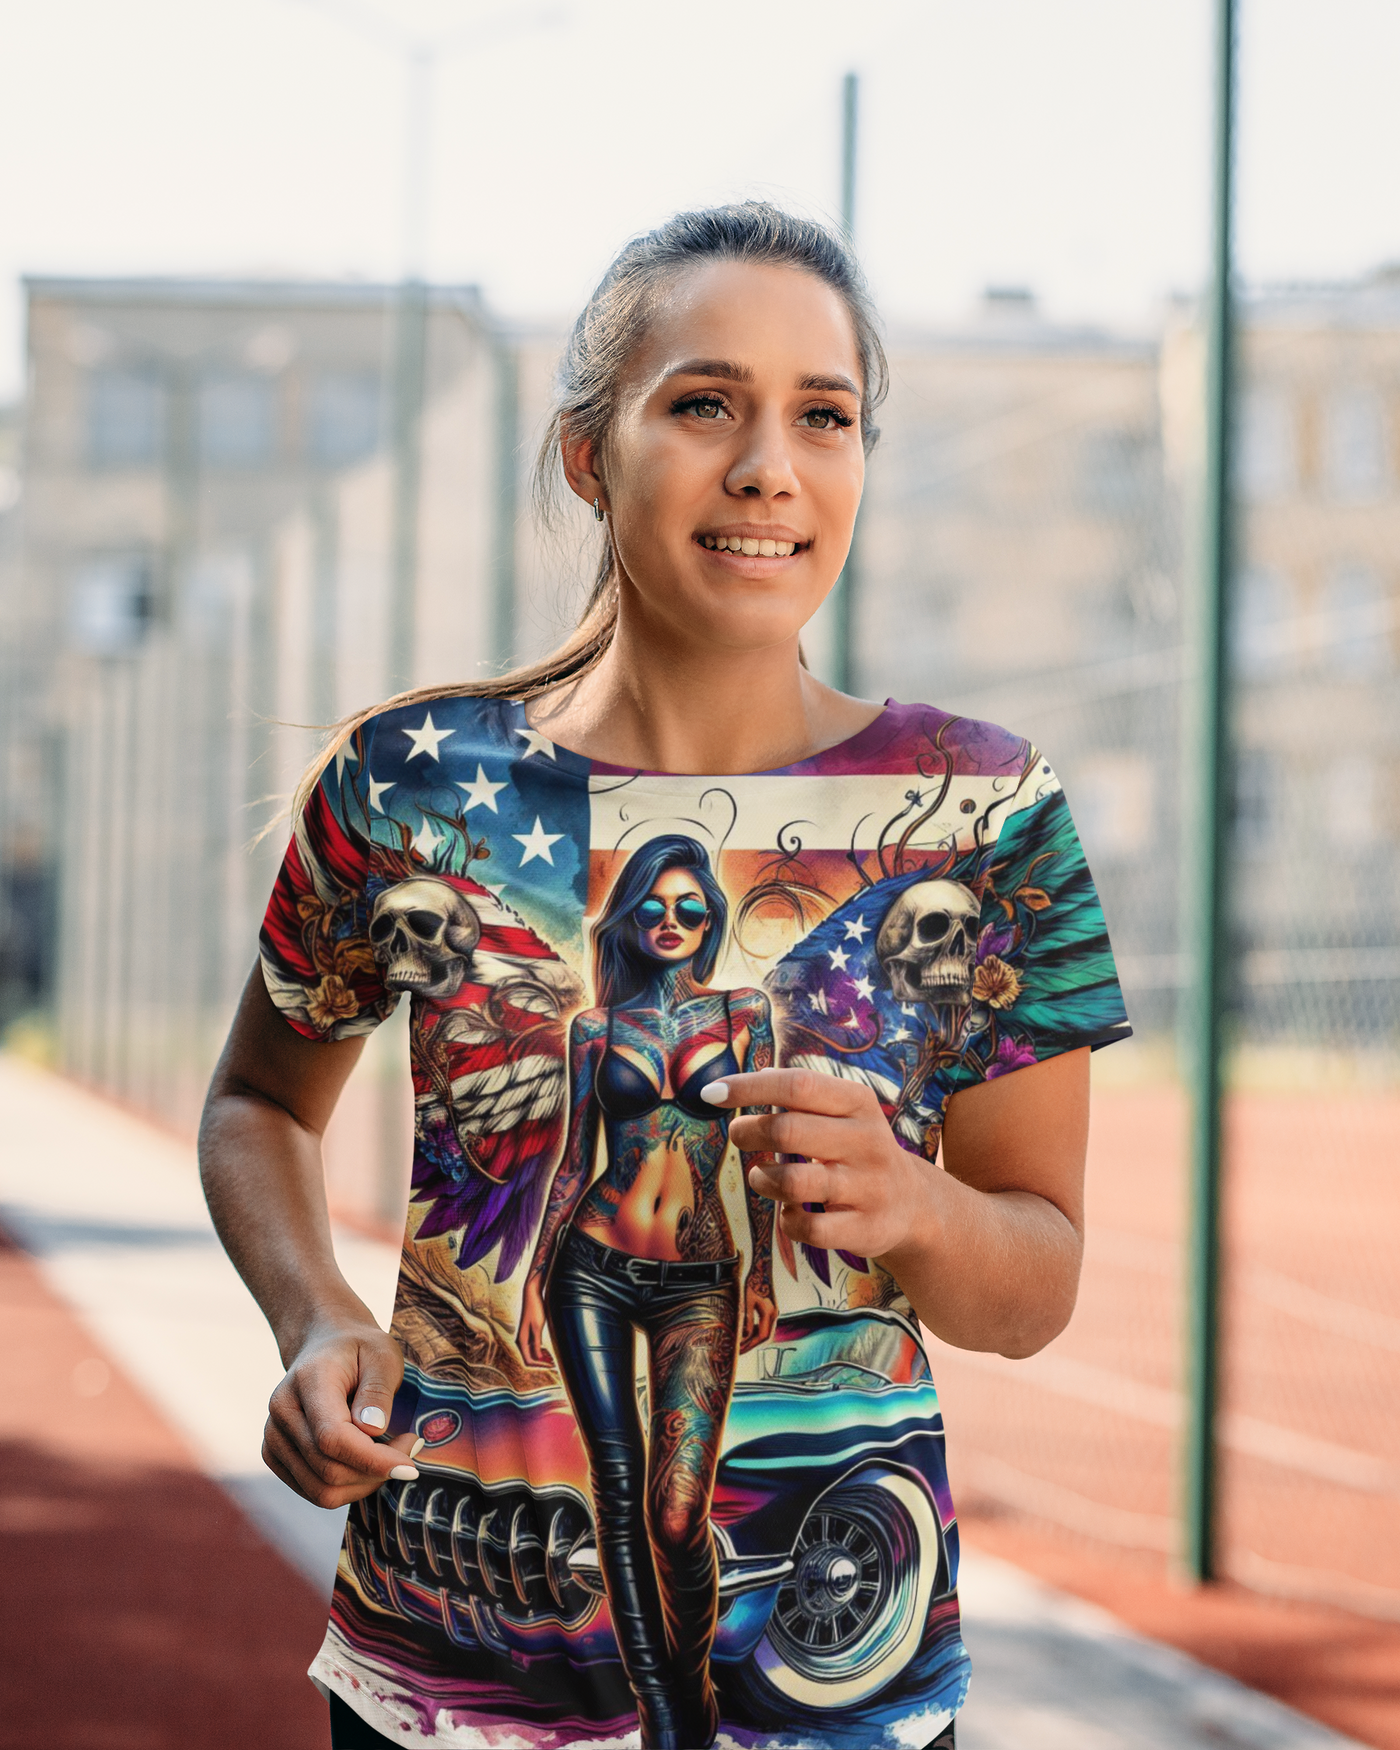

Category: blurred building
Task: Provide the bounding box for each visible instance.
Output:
[2,269,1396,1173]
[858,294,1181,1037]
[1219,273,1399,1054]
[0,277,517,1135]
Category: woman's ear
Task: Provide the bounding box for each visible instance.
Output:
[561,424,606,517]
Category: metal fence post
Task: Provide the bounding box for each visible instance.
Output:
[1185,0,1238,1586]
[490,335,520,672]
[829,70,860,694]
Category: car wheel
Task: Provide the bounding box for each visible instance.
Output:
[752,1467,942,1709]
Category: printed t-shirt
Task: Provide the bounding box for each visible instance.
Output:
[259,693,1131,1750]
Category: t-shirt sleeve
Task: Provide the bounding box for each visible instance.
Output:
[258,731,398,1042]
[949,754,1131,1091]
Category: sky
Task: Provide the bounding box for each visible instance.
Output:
[0,0,1398,401]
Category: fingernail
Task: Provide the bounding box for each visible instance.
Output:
[357,1405,387,1429]
[389,1464,419,1481]
[409,1437,425,1459]
[700,1081,728,1104]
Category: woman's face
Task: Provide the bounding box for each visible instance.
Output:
[634,866,710,965]
[568,260,866,656]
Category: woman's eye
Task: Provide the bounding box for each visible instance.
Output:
[799,405,852,430]
[689,397,726,420]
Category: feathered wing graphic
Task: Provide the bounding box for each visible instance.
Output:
[400,876,584,1282]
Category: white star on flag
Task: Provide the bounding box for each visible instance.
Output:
[458,764,507,812]
[403,712,453,762]
[367,775,394,813]
[483,883,506,897]
[334,741,359,780]
[901,1003,918,1017]
[852,975,875,1002]
[513,816,563,865]
[892,1026,911,1043]
[843,915,869,942]
[516,726,556,760]
[411,818,442,859]
[842,1010,863,1029]
[827,945,850,971]
[809,989,831,1015]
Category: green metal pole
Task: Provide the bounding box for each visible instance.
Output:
[830,70,859,693]
[1184,0,1238,1586]
[389,278,428,694]
[490,335,520,672]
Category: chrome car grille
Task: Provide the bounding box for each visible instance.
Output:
[347,1469,600,1647]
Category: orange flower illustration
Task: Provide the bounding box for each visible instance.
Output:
[308,973,359,1032]
[971,956,1022,1010]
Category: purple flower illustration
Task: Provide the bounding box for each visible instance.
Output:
[986,1035,1038,1078]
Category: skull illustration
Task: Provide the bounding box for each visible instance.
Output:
[369,878,481,1000]
[875,879,979,1007]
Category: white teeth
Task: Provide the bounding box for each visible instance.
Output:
[704,535,798,555]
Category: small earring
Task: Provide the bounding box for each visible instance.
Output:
[593,497,604,522]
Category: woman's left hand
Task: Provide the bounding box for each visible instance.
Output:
[704,1068,938,1266]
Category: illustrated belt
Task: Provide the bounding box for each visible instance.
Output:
[562,1224,740,1287]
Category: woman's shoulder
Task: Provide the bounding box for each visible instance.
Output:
[811,696,1038,783]
[355,688,515,750]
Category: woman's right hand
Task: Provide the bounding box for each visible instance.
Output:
[517,1276,553,1370]
[263,1315,418,1509]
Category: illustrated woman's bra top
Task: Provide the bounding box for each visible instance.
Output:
[596,994,739,1121]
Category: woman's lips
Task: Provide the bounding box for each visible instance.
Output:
[656,932,683,949]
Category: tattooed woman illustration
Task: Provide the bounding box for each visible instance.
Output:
[517,833,778,1750]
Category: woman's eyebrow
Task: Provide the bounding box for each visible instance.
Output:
[798,372,860,397]
[663,358,754,384]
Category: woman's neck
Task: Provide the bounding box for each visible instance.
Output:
[528,608,882,776]
[628,962,702,1009]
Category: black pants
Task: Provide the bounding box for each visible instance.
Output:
[545,1224,740,1745]
[330,1693,957,1747]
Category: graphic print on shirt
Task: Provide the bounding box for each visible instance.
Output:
[258,697,1129,1750]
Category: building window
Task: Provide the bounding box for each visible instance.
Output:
[1234,749,1279,856]
[199,373,276,465]
[306,372,382,466]
[1319,564,1392,676]
[1069,753,1155,861]
[1232,566,1299,678]
[88,370,164,467]
[1236,386,1296,501]
[1322,387,1388,500]
[1324,755,1379,849]
[69,555,154,653]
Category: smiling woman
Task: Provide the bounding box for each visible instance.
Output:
[199,202,1130,1750]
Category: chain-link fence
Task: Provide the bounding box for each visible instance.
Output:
[854,283,1400,1622]
[1,259,1396,1623]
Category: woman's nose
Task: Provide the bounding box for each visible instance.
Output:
[725,412,799,498]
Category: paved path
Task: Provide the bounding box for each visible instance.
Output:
[0,1054,1367,1749]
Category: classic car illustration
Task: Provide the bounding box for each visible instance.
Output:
[343,1305,960,1720]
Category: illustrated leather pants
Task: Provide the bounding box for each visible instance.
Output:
[546,1224,740,1750]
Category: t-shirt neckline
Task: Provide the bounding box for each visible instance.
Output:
[517,698,898,780]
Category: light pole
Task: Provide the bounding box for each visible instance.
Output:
[829,70,860,694]
[1184,0,1238,1586]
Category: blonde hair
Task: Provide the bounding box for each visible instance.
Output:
[292,200,888,819]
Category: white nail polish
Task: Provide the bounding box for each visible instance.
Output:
[700,1081,728,1104]
[409,1437,426,1459]
[357,1405,387,1429]
[389,1464,419,1481]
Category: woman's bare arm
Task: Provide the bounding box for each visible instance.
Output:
[199,966,417,1506]
[711,1048,1089,1359]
